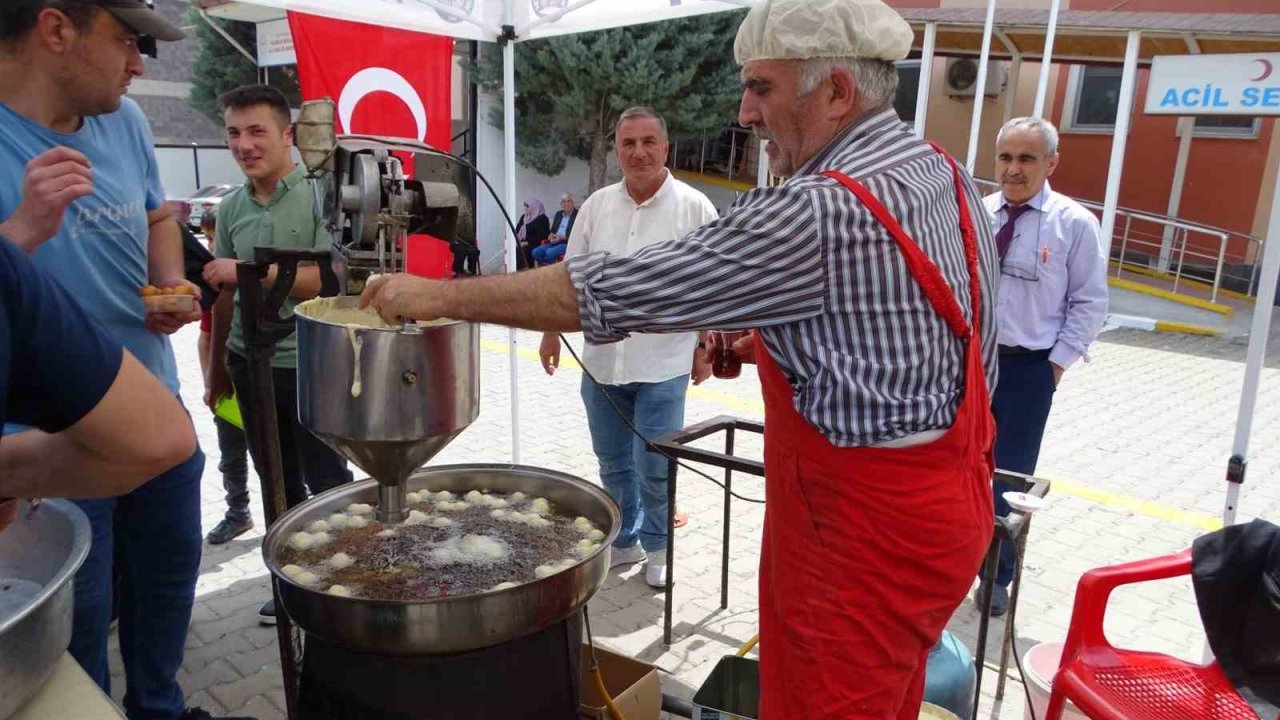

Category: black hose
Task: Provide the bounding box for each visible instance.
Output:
[346,135,768,504]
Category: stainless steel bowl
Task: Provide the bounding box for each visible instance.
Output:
[263,465,620,655]
[0,500,91,719]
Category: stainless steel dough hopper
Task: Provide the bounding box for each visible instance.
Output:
[295,297,479,523]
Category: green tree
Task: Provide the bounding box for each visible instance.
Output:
[470,11,747,193]
[187,8,301,125]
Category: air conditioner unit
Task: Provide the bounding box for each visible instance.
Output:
[943,58,1007,98]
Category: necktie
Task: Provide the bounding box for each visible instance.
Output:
[996,204,1032,260]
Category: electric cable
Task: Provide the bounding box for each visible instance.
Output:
[334,134,767,503]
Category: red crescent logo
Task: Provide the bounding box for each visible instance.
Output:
[1251,58,1274,82]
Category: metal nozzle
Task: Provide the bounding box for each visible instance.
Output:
[376,483,410,524]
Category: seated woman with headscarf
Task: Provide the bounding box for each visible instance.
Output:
[516,198,551,269]
[531,198,569,266]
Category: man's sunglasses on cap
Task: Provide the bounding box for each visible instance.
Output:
[94,0,185,58]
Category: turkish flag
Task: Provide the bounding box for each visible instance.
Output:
[287,12,453,175]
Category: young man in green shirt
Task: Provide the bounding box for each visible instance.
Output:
[203,85,351,623]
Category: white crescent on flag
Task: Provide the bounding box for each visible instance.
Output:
[337,67,429,141]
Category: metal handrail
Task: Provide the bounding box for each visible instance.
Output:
[974,178,1259,303]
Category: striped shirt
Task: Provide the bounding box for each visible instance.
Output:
[567,108,999,447]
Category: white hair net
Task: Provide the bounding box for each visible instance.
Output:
[734,0,915,65]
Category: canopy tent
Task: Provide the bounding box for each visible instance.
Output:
[200,0,757,41]
[197,0,1279,528]
[200,0,760,464]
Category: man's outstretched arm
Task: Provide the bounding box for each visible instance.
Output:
[360,265,582,332]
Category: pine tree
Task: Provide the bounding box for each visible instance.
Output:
[470,11,747,193]
[187,9,301,125]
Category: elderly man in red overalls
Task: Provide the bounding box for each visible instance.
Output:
[359,0,999,715]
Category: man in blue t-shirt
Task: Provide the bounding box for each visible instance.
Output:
[0,236,197,532]
[0,3,241,719]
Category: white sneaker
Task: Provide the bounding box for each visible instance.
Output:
[644,551,668,588]
[609,544,645,568]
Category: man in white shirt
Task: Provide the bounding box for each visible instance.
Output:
[980,117,1109,615]
[539,107,717,588]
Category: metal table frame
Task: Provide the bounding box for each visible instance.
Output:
[649,415,1050,720]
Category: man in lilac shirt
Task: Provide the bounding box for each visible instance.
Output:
[980,117,1108,615]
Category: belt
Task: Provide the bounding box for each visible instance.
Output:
[998,345,1051,357]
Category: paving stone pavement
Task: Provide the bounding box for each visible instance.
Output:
[101,319,1279,719]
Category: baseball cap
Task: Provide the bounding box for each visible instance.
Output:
[97,0,185,42]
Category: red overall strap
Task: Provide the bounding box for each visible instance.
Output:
[755,149,994,720]
[820,169,970,339]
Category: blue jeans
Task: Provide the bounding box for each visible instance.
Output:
[580,375,688,554]
[991,351,1056,587]
[532,242,567,265]
[69,448,205,720]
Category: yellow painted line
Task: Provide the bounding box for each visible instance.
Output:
[1046,477,1223,531]
[1111,262,1256,304]
[1108,277,1234,316]
[672,169,756,193]
[1153,320,1221,336]
[484,339,1219,530]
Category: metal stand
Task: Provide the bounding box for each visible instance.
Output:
[974,470,1050,719]
[237,247,341,720]
[648,417,1051,720]
[650,416,766,647]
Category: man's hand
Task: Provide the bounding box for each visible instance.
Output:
[691,339,712,385]
[730,332,757,365]
[0,147,94,253]
[539,333,561,375]
[1051,362,1064,387]
[202,258,239,289]
[546,234,560,245]
[359,273,441,325]
[204,364,234,413]
[0,498,17,535]
[145,279,202,335]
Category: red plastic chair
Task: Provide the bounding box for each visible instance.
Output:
[1046,548,1261,720]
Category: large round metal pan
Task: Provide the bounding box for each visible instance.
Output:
[262,464,620,655]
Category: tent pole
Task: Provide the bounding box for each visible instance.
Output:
[964,0,997,174]
[913,22,936,139]
[196,8,255,63]
[1031,0,1060,119]
[502,21,522,463]
[1225,168,1280,527]
[995,29,1020,125]
[1161,37,1201,273]
[1098,30,1140,256]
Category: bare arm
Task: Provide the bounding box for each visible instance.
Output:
[198,330,211,379]
[0,351,196,499]
[204,287,235,410]
[146,206,184,284]
[360,265,581,332]
[361,186,824,340]
[266,263,322,299]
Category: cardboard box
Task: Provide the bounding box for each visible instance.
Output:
[579,644,661,720]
